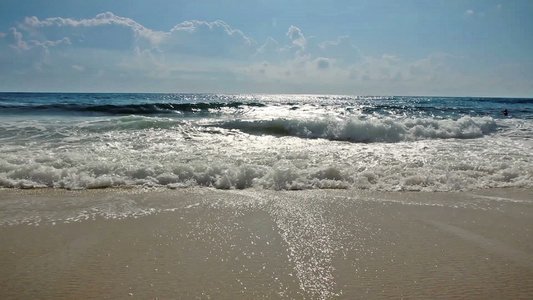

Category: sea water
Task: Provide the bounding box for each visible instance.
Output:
[0,93,532,191]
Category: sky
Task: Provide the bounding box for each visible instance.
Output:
[0,0,532,97]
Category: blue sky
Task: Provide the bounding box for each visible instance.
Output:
[0,0,532,97]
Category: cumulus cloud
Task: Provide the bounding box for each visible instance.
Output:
[260,31,362,71]
[3,11,494,95]
[0,12,264,90]
[19,12,163,51]
[14,13,258,61]
[286,25,306,50]
[3,11,367,74]
[162,20,256,58]
[1,27,70,70]
[255,37,298,65]
[5,27,29,51]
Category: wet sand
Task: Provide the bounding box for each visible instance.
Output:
[0,188,532,299]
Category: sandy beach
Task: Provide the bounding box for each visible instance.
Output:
[0,187,532,299]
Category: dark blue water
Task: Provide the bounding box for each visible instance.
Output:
[1,93,531,119]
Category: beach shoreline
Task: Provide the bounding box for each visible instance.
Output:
[1,187,532,299]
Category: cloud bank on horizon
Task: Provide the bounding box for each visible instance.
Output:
[0,1,532,97]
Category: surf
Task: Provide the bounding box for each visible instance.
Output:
[215,116,498,143]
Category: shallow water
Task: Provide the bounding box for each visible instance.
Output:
[0,188,532,299]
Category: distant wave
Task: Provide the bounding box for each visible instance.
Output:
[0,102,266,115]
[216,116,498,143]
[474,97,533,105]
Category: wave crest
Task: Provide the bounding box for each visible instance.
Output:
[0,102,266,115]
[218,116,498,143]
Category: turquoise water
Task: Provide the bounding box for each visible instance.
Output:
[0,93,532,190]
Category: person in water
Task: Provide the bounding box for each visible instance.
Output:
[503,109,508,116]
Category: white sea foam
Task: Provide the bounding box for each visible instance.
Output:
[219,116,498,143]
[0,117,531,191]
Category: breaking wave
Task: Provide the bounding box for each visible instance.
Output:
[217,116,498,143]
[1,152,530,191]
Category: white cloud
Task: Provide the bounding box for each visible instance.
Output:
[286,26,306,50]
[1,27,70,71]
[162,20,256,58]
[242,50,477,95]
[253,29,361,74]
[16,13,257,60]
[1,11,528,96]
[6,12,360,73]
[19,12,158,51]
[255,37,300,64]
[5,28,29,51]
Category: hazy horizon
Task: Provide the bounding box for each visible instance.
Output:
[1,91,532,100]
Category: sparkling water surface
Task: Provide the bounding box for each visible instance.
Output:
[0,93,532,190]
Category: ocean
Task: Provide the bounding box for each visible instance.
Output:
[0,93,532,191]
